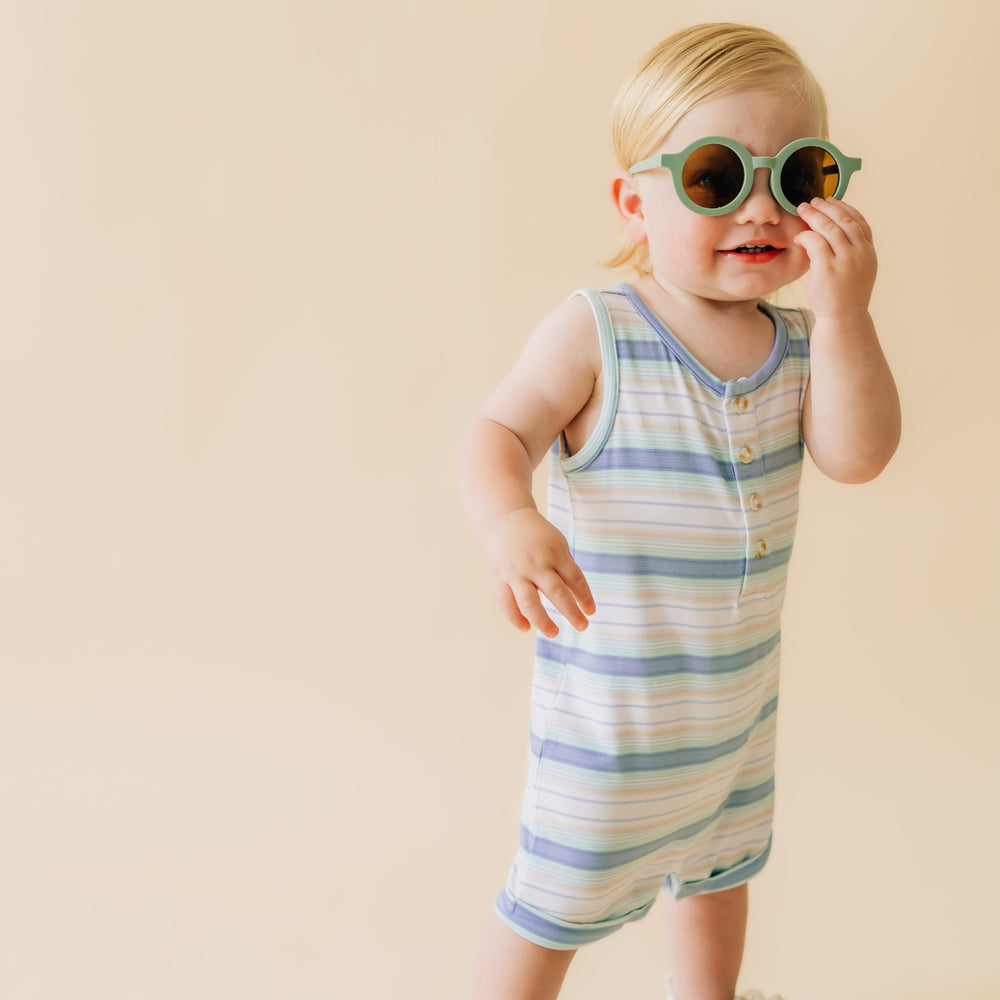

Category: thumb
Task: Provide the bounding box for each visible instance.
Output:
[794,230,827,261]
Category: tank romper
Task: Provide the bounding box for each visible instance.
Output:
[496,284,812,950]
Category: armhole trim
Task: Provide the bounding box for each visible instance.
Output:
[561,288,620,474]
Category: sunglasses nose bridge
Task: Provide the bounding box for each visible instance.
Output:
[739,155,784,215]
[748,154,781,191]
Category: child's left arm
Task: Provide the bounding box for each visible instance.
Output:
[795,198,901,483]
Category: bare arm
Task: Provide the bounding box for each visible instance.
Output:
[460,296,600,636]
[796,198,901,483]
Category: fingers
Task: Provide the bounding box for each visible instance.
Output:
[792,228,831,262]
[796,199,877,278]
[510,580,561,638]
[797,198,874,252]
[496,583,532,633]
[804,196,872,235]
[794,198,877,321]
[495,560,595,638]
[540,561,596,634]
[561,559,597,618]
[516,569,594,638]
[485,509,596,637]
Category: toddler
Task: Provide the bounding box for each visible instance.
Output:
[461,23,900,1000]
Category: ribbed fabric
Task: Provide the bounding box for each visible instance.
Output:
[497,284,812,950]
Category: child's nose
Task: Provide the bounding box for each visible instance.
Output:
[733,168,782,224]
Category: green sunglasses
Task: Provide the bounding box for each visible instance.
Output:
[629,136,862,216]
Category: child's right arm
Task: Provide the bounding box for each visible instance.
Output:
[460,296,600,638]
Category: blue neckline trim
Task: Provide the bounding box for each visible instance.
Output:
[616,282,789,398]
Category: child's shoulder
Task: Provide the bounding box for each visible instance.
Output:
[768,302,815,341]
[524,290,603,363]
[501,292,603,405]
[540,286,634,346]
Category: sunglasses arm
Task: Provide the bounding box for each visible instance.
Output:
[629,154,676,176]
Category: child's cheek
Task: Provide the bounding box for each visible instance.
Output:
[791,213,812,237]
[789,242,812,281]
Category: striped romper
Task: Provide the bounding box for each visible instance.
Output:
[496,283,812,950]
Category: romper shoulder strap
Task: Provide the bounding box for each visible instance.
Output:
[562,289,620,473]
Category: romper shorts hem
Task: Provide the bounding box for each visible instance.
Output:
[668,834,772,900]
[494,890,657,951]
[495,835,771,950]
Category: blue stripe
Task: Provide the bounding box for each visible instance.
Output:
[615,332,806,365]
[535,630,781,679]
[761,441,804,474]
[785,332,809,357]
[615,337,687,364]
[530,698,777,776]
[573,543,792,583]
[518,775,775,871]
[589,442,803,480]
[592,446,733,479]
[496,890,654,948]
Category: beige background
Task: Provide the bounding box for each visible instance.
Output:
[2,1,997,998]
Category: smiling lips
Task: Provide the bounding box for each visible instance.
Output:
[720,243,783,263]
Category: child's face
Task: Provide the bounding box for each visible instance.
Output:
[627,89,821,305]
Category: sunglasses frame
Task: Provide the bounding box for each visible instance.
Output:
[629,136,862,217]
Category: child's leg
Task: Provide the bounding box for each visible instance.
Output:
[471,912,576,1000]
[662,883,748,1000]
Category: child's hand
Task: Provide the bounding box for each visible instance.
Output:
[796,198,900,484]
[794,198,877,322]
[485,508,595,639]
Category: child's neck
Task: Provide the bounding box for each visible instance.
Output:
[631,276,776,383]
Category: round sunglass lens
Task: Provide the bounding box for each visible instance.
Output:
[681,144,744,209]
[781,147,840,206]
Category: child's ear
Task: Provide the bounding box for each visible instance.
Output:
[611,174,647,246]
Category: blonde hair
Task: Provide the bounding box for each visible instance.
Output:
[608,23,829,276]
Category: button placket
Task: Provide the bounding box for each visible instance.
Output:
[725,387,768,598]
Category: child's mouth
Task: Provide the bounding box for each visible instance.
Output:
[721,244,782,263]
